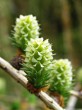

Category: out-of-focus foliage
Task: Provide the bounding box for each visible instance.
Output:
[76,68,82,84]
[0,0,82,109]
[0,78,6,94]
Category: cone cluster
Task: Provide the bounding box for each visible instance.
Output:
[11,15,73,102]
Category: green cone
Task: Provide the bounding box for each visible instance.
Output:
[12,15,40,51]
[23,38,53,89]
[50,59,72,97]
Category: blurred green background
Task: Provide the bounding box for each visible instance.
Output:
[0,0,82,109]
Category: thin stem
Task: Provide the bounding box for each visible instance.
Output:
[70,90,82,99]
[66,84,81,110]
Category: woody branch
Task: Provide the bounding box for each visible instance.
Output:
[0,57,64,110]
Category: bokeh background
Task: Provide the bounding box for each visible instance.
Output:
[0,0,82,109]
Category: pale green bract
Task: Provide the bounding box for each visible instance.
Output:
[12,15,40,51]
[50,59,72,97]
[23,38,53,88]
